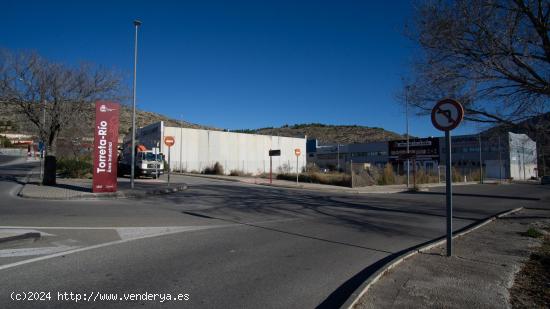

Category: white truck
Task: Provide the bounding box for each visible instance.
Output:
[118,144,164,178]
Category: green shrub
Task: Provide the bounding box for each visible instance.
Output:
[57,157,93,178]
[523,227,544,238]
[0,136,12,147]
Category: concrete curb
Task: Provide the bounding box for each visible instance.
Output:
[340,207,524,309]
[15,165,38,198]
[17,184,188,201]
[0,232,41,244]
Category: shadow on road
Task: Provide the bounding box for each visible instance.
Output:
[182,210,393,254]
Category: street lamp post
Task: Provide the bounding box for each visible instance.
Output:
[337,144,340,172]
[130,19,142,189]
[478,134,483,184]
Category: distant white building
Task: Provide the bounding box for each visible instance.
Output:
[129,121,306,175]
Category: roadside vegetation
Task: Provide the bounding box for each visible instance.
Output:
[277,172,351,187]
[202,162,224,175]
[510,226,550,308]
[0,135,12,147]
[56,157,93,178]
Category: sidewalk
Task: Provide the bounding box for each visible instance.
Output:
[18,174,187,200]
[178,172,480,194]
[353,208,550,309]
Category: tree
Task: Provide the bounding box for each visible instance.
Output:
[404,0,550,125]
[0,49,122,184]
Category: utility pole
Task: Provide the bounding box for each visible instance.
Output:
[478,133,483,184]
[405,86,410,188]
[337,144,340,172]
[498,135,502,182]
[130,19,142,189]
[522,140,526,180]
[180,114,184,172]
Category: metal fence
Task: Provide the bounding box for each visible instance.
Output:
[0,148,27,156]
[169,159,303,176]
[348,162,485,187]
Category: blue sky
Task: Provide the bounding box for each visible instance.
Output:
[1,0,479,137]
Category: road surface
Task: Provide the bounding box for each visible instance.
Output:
[0,155,548,308]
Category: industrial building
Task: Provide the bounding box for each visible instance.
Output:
[307,139,388,171]
[307,132,538,180]
[129,121,307,175]
[438,132,538,180]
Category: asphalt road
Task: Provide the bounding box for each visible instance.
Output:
[0,155,549,308]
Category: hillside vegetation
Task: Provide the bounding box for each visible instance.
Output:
[0,102,215,138]
[1,103,404,145]
[233,123,404,144]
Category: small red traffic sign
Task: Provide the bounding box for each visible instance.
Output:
[295,148,301,156]
[431,99,464,131]
[164,136,175,147]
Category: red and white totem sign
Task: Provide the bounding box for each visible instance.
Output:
[92,101,120,193]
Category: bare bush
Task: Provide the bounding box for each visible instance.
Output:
[202,162,224,175]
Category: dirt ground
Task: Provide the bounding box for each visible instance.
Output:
[509,225,550,309]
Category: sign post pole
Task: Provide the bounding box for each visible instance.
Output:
[296,155,299,185]
[164,136,175,186]
[445,130,452,256]
[294,148,301,186]
[155,147,158,179]
[431,98,464,257]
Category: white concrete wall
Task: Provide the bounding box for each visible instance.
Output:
[138,122,306,175]
[508,132,538,180]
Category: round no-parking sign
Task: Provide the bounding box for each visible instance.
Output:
[431,99,464,131]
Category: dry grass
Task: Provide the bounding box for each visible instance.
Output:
[277,172,351,187]
[510,228,550,308]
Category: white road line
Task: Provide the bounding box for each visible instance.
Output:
[0,218,300,231]
[0,229,54,236]
[0,246,79,258]
[116,226,220,240]
[0,226,211,230]
[0,224,232,271]
[0,218,301,271]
